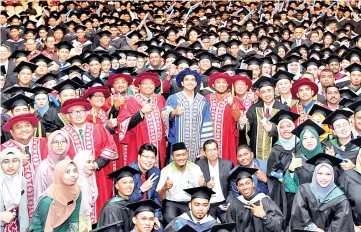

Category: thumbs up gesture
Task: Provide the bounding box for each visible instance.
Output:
[198,174,206,186]
[289,153,303,172]
[162,176,173,190]
[207,176,215,189]
[172,105,184,117]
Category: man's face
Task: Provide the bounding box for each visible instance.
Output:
[189,198,210,220]
[35,61,48,76]
[204,142,218,162]
[213,78,228,94]
[54,30,64,40]
[89,92,106,108]
[9,29,20,39]
[133,211,156,232]
[89,61,101,74]
[296,85,314,102]
[67,106,87,125]
[46,37,56,49]
[329,62,340,74]
[0,46,10,60]
[58,48,70,61]
[199,59,211,71]
[310,32,320,42]
[172,149,188,168]
[35,94,48,108]
[181,75,197,92]
[76,29,86,39]
[259,86,275,104]
[276,79,291,94]
[139,80,155,96]
[307,66,319,78]
[325,86,340,105]
[100,36,110,47]
[101,61,111,73]
[248,65,260,80]
[319,71,335,87]
[113,78,128,94]
[59,89,76,104]
[0,15,6,25]
[126,56,137,67]
[10,121,34,142]
[237,177,255,198]
[18,69,32,85]
[350,71,361,87]
[236,148,253,167]
[25,39,36,51]
[333,118,351,139]
[137,150,156,172]
[12,106,29,116]
[116,176,135,197]
[149,53,161,67]
[354,111,361,132]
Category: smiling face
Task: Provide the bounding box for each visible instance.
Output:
[172,149,188,168]
[279,120,294,139]
[302,129,318,151]
[297,85,314,102]
[138,150,156,172]
[51,134,68,155]
[276,79,291,94]
[316,165,333,188]
[139,79,155,96]
[63,163,79,186]
[133,211,156,232]
[181,74,197,92]
[333,118,351,139]
[10,121,35,143]
[1,153,21,175]
[237,177,255,198]
[213,78,228,94]
[259,86,275,104]
[89,92,106,108]
[116,176,135,198]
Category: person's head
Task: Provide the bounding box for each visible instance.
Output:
[9,26,20,39]
[89,60,101,75]
[73,150,96,177]
[198,58,211,72]
[126,55,137,67]
[294,27,304,40]
[310,31,320,43]
[350,69,361,88]
[0,45,10,61]
[10,120,35,144]
[66,105,87,125]
[88,91,107,109]
[0,148,22,176]
[278,119,295,140]
[99,35,111,47]
[310,162,337,201]
[171,143,188,169]
[59,89,77,104]
[325,85,340,105]
[319,69,334,88]
[296,84,314,102]
[315,164,333,187]
[301,128,320,152]
[234,79,250,96]
[181,74,198,92]
[203,139,218,162]
[137,144,157,172]
[132,209,156,232]
[248,64,260,80]
[333,118,352,140]
[49,130,70,156]
[114,170,135,198]
[18,68,33,86]
[112,76,129,94]
[211,76,229,94]
[237,175,255,198]
[149,52,162,68]
[276,79,292,95]
[25,38,37,52]
[259,85,275,104]
[57,48,70,62]
[56,160,79,186]
[11,105,30,116]
[45,36,56,49]
[189,196,210,220]
[236,145,253,167]
[139,79,156,96]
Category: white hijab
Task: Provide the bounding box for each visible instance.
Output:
[0,148,23,210]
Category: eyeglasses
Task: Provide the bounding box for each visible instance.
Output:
[68,109,86,116]
[51,140,68,146]
[205,148,218,154]
[140,154,156,160]
[92,94,105,99]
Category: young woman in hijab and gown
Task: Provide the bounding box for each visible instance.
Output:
[73,150,98,232]
[290,153,354,231]
[28,160,81,232]
[339,137,361,232]
[0,148,28,232]
[33,130,70,203]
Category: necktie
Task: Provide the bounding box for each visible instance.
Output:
[79,129,84,145]
[140,173,147,200]
[25,146,31,157]
[264,108,270,118]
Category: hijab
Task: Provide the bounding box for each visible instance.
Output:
[0,148,23,210]
[277,118,299,151]
[34,93,50,117]
[73,150,98,217]
[46,130,70,185]
[43,160,80,232]
[300,127,323,160]
[310,163,336,202]
[287,62,302,80]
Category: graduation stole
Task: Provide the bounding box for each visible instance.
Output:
[58,112,70,125]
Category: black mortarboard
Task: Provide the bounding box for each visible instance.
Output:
[13,61,37,73]
[114,67,135,75]
[244,57,262,66]
[340,88,358,99]
[162,50,180,60]
[126,200,161,216]
[97,30,111,38]
[309,104,333,117]
[83,78,105,89]
[7,25,20,31]
[29,54,52,64]
[127,30,142,39]
[0,65,6,76]
[222,64,238,72]
[350,137,361,147]
[269,109,299,125]
[339,97,354,108]
[272,69,295,82]
[219,54,238,63]
[53,79,80,92]
[62,65,84,77]
[344,48,361,60]
[2,94,33,110]
[291,229,311,232]
[67,55,82,64]
[29,86,52,96]
[204,67,225,76]
[292,119,325,138]
[228,166,258,182]
[35,73,58,86]
[348,100,361,113]
[146,45,164,55]
[285,54,301,63]
[189,41,203,49]
[301,57,323,68]
[345,63,361,73]
[172,142,187,152]
[322,109,353,125]
[55,41,73,50]
[9,50,30,59]
[306,153,343,166]
[90,221,123,232]
[108,166,139,182]
[100,54,112,63]
[82,54,102,64]
[178,225,197,232]
[74,24,86,32]
[52,25,66,34]
[235,69,252,78]
[324,54,343,64]
[173,56,194,66]
[0,11,9,17]
[253,76,277,89]
[195,51,213,61]
[184,186,215,200]
[210,223,236,232]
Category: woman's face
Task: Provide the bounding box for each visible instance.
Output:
[63,163,79,186]
[261,64,272,75]
[51,134,68,155]
[312,114,323,125]
[316,165,333,187]
[279,120,294,139]
[302,130,318,151]
[1,153,21,175]
[277,47,286,58]
[35,93,48,108]
[83,154,96,176]
[217,47,227,56]
[289,62,299,73]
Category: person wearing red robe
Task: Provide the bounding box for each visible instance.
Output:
[118,72,167,168]
[1,113,48,219]
[205,73,245,165]
[60,98,118,221]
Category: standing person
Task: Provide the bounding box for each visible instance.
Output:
[73,150,98,232]
[1,113,48,219]
[118,72,166,167]
[97,166,139,232]
[226,167,284,232]
[205,72,245,164]
[290,154,354,231]
[28,160,81,232]
[164,187,217,231]
[0,148,28,232]
[33,130,70,203]
[162,69,214,161]
[232,72,254,112]
[60,98,118,219]
[273,70,298,108]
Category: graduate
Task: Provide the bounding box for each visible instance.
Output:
[97,166,140,232]
[164,186,218,232]
[127,200,163,232]
[226,166,284,232]
[289,153,354,231]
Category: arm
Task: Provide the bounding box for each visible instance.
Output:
[28,197,51,232]
[329,197,355,232]
[261,198,284,232]
[127,111,144,130]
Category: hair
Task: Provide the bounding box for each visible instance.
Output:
[301,72,315,81]
[320,68,333,75]
[203,139,218,151]
[325,84,339,91]
[138,143,157,156]
[236,144,251,153]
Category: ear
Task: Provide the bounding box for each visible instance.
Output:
[132,217,137,225]
[311,90,314,96]
[9,129,14,137]
[181,81,185,87]
[188,202,192,210]
[115,182,119,191]
[296,92,300,99]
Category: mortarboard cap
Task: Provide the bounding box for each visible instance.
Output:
[83,77,105,89]
[35,73,58,86]
[322,109,354,125]
[324,54,343,64]
[347,100,361,113]
[178,225,197,232]
[82,54,102,64]
[272,69,295,82]
[195,51,213,61]
[145,45,164,55]
[306,153,343,166]
[345,63,361,73]
[108,166,139,182]
[350,137,361,147]
[55,41,73,50]
[29,54,52,64]
[309,104,333,118]
[339,88,359,99]
[29,86,52,96]
[269,109,300,125]
[301,57,323,68]
[204,67,225,76]
[210,223,236,232]
[228,166,258,182]
[13,61,37,73]
[127,30,142,39]
[53,79,80,93]
[244,57,262,66]
[2,94,33,110]
[253,76,277,89]
[9,50,30,59]
[184,186,215,200]
[173,56,194,66]
[97,30,111,38]
[126,200,161,216]
[291,119,325,138]
[90,221,123,232]
[162,51,180,60]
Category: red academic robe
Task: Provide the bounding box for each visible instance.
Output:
[290,101,327,126]
[118,93,167,168]
[206,93,245,166]
[1,138,48,219]
[61,122,118,221]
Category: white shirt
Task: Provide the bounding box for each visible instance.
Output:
[208,160,225,203]
[13,139,33,155]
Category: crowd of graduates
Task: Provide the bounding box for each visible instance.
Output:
[1,0,361,231]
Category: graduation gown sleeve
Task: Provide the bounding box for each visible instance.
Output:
[98,200,131,232]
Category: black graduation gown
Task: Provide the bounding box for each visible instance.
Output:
[323,139,359,164]
[98,197,132,232]
[226,195,284,232]
[42,107,67,133]
[339,170,361,226]
[290,184,354,231]
[4,38,25,53]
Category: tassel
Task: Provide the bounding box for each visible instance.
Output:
[111,95,114,106]
[232,84,235,96]
[37,123,42,138]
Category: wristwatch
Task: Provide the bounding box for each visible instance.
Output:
[262,214,268,220]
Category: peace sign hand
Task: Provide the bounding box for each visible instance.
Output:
[140,173,159,192]
[244,200,266,218]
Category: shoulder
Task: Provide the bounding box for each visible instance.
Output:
[38,196,53,208]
